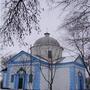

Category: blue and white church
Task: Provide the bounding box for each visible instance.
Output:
[2,33,86,90]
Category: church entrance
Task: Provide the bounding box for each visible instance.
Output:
[17,68,26,89]
[18,77,23,89]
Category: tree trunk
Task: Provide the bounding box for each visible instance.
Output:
[50,83,52,90]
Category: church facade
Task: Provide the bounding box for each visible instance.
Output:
[2,33,86,90]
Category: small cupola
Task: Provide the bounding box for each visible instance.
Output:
[44,32,50,37]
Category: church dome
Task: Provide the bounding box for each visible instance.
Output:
[34,33,60,47]
[31,33,63,62]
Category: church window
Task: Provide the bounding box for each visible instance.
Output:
[48,50,52,59]
[17,67,26,74]
[78,71,84,90]
[29,74,33,83]
[11,75,14,82]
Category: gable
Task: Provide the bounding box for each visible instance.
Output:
[59,56,85,68]
[60,56,77,63]
[7,51,48,64]
[74,56,84,67]
[8,51,32,63]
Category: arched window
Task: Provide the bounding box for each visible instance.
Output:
[17,67,26,89]
[48,50,52,59]
[11,75,14,82]
[29,73,33,83]
[17,67,26,74]
[78,71,84,90]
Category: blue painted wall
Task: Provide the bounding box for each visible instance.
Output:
[14,74,19,90]
[25,74,28,89]
[70,66,76,90]
[2,51,86,90]
[78,71,84,90]
[33,64,40,90]
[3,72,8,88]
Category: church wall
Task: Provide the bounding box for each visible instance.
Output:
[74,65,86,90]
[7,63,34,89]
[40,65,70,90]
[33,64,40,90]
[32,45,62,60]
[2,50,86,90]
[52,67,70,90]
[40,66,49,90]
[69,64,86,90]
[3,72,8,88]
[4,61,86,90]
[40,63,86,90]
[69,66,76,90]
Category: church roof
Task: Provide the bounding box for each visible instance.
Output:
[7,51,48,64]
[4,50,84,68]
[34,33,60,47]
[60,56,79,63]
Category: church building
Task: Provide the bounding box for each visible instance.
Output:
[2,33,86,90]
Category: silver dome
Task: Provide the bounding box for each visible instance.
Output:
[34,33,60,47]
[31,33,63,61]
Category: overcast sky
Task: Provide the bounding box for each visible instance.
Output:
[0,0,78,57]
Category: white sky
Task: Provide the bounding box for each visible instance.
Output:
[0,0,78,58]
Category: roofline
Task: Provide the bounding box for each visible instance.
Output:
[31,45,63,50]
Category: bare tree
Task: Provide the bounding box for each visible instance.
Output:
[39,59,57,90]
[66,12,90,74]
[48,0,90,77]
[0,0,40,45]
[36,48,60,90]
